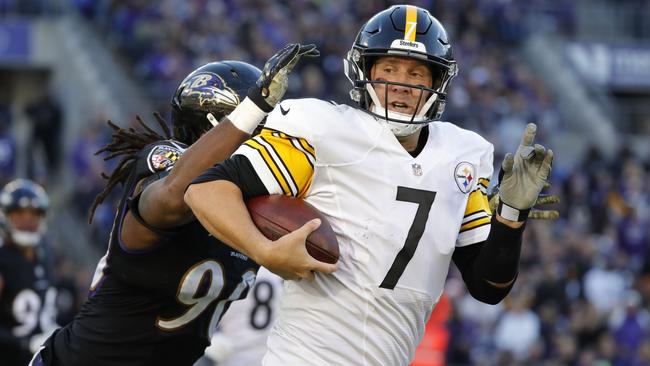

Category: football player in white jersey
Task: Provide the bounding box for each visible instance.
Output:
[185,5,554,366]
[203,267,283,366]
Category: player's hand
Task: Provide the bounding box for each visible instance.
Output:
[489,182,560,220]
[497,123,554,221]
[248,43,320,112]
[260,218,338,281]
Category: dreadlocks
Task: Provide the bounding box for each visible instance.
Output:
[88,112,172,223]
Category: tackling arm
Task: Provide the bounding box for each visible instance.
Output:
[122,43,319,250]
[120,120,253,250]
[137,120,250,227]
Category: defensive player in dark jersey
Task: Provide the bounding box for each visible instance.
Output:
[30,44,336,366]
[0,179,59,366]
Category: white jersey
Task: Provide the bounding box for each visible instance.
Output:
[234,98,493,366]
[213,267,283,366]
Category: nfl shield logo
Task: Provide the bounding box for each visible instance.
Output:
[454,162,475,193]
[412,163,423,176]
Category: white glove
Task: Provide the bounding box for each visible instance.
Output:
[489,182,560,220]
[497,123,554,221]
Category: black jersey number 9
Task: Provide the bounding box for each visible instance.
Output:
[379,187,436,290]
[156,260,256,339]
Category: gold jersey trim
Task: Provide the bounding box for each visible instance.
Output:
[244,128,315,197]
[460,183,491,233]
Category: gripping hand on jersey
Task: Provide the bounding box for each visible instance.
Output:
[496,123,554,222]
[248,43,320,112]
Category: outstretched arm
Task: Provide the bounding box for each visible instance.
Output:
[122,43,319,249]
[454,123,554,303]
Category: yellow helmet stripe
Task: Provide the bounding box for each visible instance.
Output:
[404,5,418,41]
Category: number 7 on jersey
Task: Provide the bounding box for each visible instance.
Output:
[380,186,436,290]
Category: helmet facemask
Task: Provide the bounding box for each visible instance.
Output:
[345,48,457,136]
[4,210,46,247]
[0,179,49,248]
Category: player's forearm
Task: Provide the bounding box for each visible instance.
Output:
[141,120,250,226]
[184,179,272,263]
[475,216,524,289]
[454,216,524,304]
[495,213,525,229]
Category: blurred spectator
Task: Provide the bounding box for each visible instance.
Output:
[608,290,650,365]
[494,291,541,361]
[0,98,15,185]
[69,113,115,250]
[583,255,627,314]
[24,92,63,182]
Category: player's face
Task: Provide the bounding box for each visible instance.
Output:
[6,208,42,233]
[370,56,433,115]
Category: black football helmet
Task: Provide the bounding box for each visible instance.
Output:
[344,5,458,134]
[0,179,49,247]
[171,61,262,144]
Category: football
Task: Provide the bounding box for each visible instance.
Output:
[246,195,340,264]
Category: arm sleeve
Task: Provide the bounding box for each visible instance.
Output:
[452,216,525,305]
[191,155,269,199]
[456,143,494,247]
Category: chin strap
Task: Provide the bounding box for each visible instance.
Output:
[10,230,41,247]
[370,104,424,136]
[7,221,46,247]
[364,83,438,137]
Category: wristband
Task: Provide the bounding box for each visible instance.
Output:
[226,97,268,134]
[247,87,274,113]
[497,200,530,222]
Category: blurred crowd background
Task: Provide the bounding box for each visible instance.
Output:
[1,0,650,365]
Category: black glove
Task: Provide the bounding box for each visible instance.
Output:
[247,43,320,112]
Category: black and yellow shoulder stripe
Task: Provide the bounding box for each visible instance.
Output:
[459,178,491,233]
[244,128,314,197]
